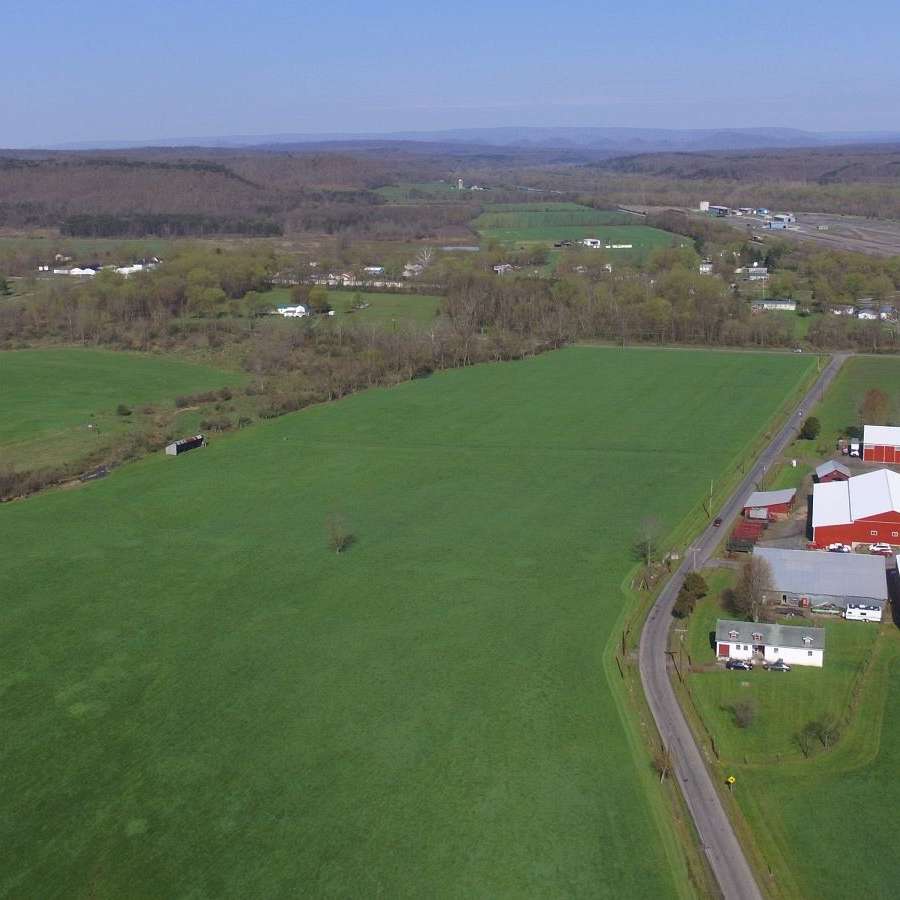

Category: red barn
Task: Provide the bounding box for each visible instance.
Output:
[815,459,851,483]
[862,425,900,463]
[742,488,796,519]
[812,468,900,546]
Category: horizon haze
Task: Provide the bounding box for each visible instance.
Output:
[4,0,900,148]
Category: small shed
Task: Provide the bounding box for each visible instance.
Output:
[165,434,206,456]
[815,460,851,483]
[742,488,796,519]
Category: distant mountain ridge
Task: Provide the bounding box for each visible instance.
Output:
[48,126,900,154]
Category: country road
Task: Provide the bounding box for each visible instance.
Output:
[638,353,847,900]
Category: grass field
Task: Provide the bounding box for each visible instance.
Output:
[812,354,900,441]
[0,347,815,897]
[0,349,242,470]
[471,205,681,257]
[0,235,174,260]
[729,628,900,900]
[259,288,442,327]
[684,587,878,762]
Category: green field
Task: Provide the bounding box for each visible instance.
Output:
[0,235,174,260]
[813,354,900,441]
[0,349,241,470]
[684,588,878,762]
[260,288,442,327]
[471,205,681,256]
[0,347,815,897]
[730,629,900,900]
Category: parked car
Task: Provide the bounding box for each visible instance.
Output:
[713,517,723,527]
[826,542,851,553]
[764,660,791,672]
[726,659,753,670]
[869,542,893,556]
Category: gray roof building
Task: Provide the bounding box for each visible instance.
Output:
[743,488,796,509]
[815,459,851,481]
[754,547,888,605]
[715,619,825,651]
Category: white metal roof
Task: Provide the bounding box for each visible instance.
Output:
[811,480,852,526]
[849,468,900,521]
[812,468,900,526]
[754,547,888,602]
[863,424,900,447]
[743,488,796,508]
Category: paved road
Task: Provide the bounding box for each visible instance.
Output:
[638,353,847,900]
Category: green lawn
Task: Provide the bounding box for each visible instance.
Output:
[0,349,242,470]
[684,590,878,762]
[473,205,683,259]
[733,629,900,900]
[812,355,900,442]
[0,347,814,898]
[258,288,441,327]
[328,290,441,326]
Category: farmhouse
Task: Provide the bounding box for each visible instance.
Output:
[815,459,851,483]
[862,425,900,463]
[812,468,900,546]
[753,547,888,620]
[742,487,796,519]
[715,619,825,667]
[275,305,308,318]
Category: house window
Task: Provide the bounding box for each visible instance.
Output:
[773,648,779,653]
[892,532,899,538]
[808,651,813,656]
[870,530,878,536]
[752,632,763,641]
[729,630,739,639]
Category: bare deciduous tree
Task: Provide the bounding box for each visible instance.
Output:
[634,515,664,567]
[730,557,772,622]
[326,513,355,554]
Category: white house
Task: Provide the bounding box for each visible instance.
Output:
[699,260,714,274]
[715,619,825,667]
[492,263,516,275]
[582,238,603,249]
[363,265,385,275]
[752,299,796,312]
[858,310,879,321]
[275,305,308,318]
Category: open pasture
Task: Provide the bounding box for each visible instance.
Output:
[472,204,682,256]
[0,348,241,470]
[0,347,814,897]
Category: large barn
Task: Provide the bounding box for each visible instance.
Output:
[862,425,900,463]
[812,468,900,546]
[753,546,888,620]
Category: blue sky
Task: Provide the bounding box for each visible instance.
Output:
[3,0,899,146]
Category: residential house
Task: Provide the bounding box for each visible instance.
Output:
[715,619,825,667]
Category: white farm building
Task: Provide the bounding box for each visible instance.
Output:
[715,619,825,667]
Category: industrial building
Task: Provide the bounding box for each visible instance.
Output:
[862,425,900,463]
[812,468,900,546]
[753,547,888,620]
[715,619,825,667]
